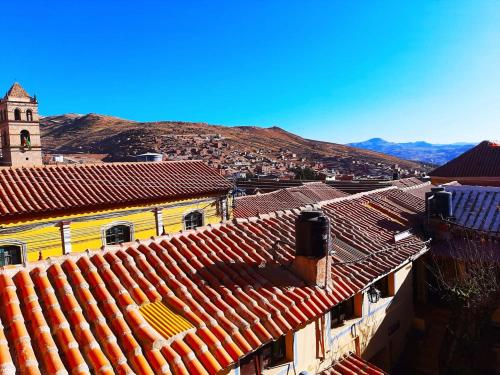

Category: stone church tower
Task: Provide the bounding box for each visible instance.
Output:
[0,83,42,166]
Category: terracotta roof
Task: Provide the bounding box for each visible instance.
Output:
[4,82,31,99]
[390,177,425,188]
[324,188,426,263]
[400,181,432,199]
[234,182,347,218]
[0,161,232,220]
[0,188,428,374]
[319,353,388,375]
[445,185,500,233]
[430,141,500,178]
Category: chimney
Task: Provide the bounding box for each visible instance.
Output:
[291,210,332,289]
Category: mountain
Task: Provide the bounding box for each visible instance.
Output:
[348,138,476,165]
[40,114,428,175]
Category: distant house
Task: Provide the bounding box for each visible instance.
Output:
[429,140,500,186]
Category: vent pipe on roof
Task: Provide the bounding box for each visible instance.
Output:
[291,210,332,289]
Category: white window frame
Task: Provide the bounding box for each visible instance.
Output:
[0,239,27,265]
[182,209,205,231]
[101,221,135,246]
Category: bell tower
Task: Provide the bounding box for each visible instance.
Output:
[0,83,42,166]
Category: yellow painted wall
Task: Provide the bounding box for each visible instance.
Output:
[0,195,230,263]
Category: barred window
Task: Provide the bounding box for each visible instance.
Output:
[105,224,132,245]
[0,245,22,266]
[184,211,203,230]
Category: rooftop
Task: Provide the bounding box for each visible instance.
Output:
[319,353,388,375]
[0,187,428,374]
[430,140,500,178]
[0,161,232,221]
[445,185,500,233]
[4,82,32,99]
[234,182,347,218]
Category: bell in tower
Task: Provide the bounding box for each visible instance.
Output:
[0,83,43,167]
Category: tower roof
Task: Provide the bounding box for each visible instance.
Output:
[4,82,31,99]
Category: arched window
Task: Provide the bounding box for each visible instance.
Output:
[0,244,23,266]
[14,108,21,121]
[26,109,33,122]
[20,130,30,148]
[104,224,132,245]
[183,210,204,230]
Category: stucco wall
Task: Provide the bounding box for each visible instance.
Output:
[0,195,230,263]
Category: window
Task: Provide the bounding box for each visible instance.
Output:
[2,131,7,146]
[183,210,203,230]
[331,297,355,327]
[26,109,33,122]
[104,224,132,245]
[20,130,30,148]
[0,245,23,266]
[14,108,21,121]
[239,336,288,375]
[374,273,395,298]
[261,336,286,368]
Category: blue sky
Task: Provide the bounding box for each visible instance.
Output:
[1,1,499,143]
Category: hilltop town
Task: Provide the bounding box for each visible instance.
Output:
[40,113,430,180]
[0,83,497,375]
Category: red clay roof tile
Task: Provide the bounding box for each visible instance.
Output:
[234,182,347,218]
[430,140,500,178]
[319,353,388,375]
[0,161,231,220]
[0,187,427,373]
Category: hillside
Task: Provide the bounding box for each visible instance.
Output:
[40,114,428,175]
[348,138,476,165]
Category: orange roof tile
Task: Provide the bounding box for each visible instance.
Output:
[319,353,388,375]
[0,188,428,373]
[234,182,347,218]
[0,161,232,220]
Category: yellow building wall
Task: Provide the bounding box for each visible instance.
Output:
[0,195,230,263]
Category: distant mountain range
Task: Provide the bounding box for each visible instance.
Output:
[347,138,476,165]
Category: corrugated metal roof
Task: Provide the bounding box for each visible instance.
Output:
[446,185,500,232]
[140,301,194,339]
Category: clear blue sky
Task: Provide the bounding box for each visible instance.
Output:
[1,1,499,143]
